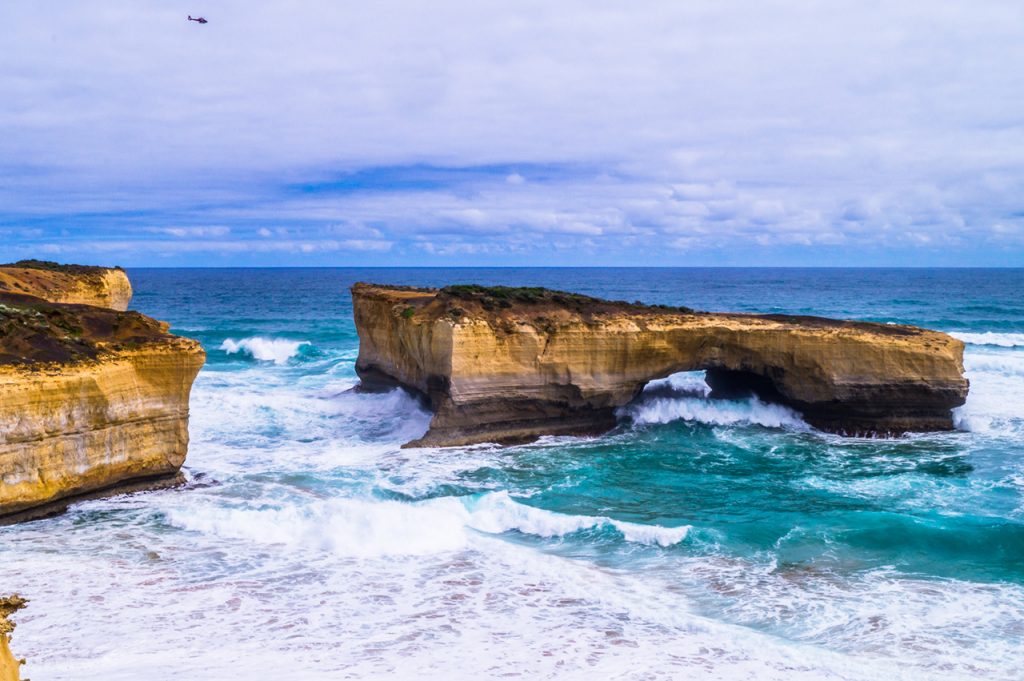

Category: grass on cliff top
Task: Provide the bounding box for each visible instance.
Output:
[0,259,123,274]
[0,294,166,366]
[439,284,696,314]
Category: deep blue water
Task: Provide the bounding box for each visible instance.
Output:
[3,268,1023,680]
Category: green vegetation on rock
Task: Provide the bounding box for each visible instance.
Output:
[439,284,696,314]
[0,293,169,366]
[1,259,123,274]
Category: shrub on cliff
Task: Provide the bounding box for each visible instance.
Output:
[439,284,696,314]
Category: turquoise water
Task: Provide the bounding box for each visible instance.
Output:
[2,268,1023,680]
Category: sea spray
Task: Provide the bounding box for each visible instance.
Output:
[621,370,808,429]
[951,331,1024,348]
[623,394,808,429]
[220,336,310,364]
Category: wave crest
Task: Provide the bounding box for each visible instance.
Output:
[625,395,806,429]
[166,496,470,557]
[951,331,1024,348]
[165,491,691,556]
[220,336,310,365]
[466,491,691,547]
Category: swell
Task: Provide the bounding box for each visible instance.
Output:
[950,331,1024,348]
[163,490,693,555]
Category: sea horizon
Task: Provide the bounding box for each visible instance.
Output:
[118,265,1024,269]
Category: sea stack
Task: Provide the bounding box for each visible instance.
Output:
[0,262,205,522]
[352,283,969,447]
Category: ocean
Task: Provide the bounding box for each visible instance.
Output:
[2,267,1022,680]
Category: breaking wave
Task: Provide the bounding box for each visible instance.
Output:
[465,491,691,547]
[964,352,1024,377]
[220,336,310,365]
[621,371,808,430]
[164,496,470,557]
[165,491,692,555]
[951,331,1024,348]
[953,346,1024,437]
[625,395,807,430]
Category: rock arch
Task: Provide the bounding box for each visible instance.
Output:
[352,284,969,447]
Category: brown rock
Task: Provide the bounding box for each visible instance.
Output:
[0,260,132,311]
[352,283,969,447]
[0,283,204,522]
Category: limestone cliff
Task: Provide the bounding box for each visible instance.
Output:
[0,596,25,681]
[0,291,204,522]
[0,260,132,311]
[352,284,969,447]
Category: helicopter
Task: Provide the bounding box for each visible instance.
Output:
[187,15,208,24]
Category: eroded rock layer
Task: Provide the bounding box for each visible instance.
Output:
[352,284,969,447]
[0,291,204,521]
[0,259,132,311]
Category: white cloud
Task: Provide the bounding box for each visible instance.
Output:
[338,239,393,252]
[18,238,391,256]
[0,1,1022,263]
[148,226,231,238]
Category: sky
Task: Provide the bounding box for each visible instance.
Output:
[1,1,1023,267]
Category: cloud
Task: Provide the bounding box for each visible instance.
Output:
[337,239,392,252]
[0,1,1022,265]
[147,226,232,238]
[14,238,392,257]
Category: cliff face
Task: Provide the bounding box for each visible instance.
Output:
[352,284,969,447]
[0,597,25,681]
[0,260,132,311]
[0,291,204,521]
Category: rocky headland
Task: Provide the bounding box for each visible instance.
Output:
[0,266,204,523]
[0,259,132,311]
[352,283,969,447]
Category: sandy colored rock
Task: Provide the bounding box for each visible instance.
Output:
[352,283,969,447]
[0,596,25,681]
[0,291,204,521]
[0,260,132,311]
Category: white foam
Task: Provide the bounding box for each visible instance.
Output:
[183,368,431,479]
[952,347,1024,436]
[165,495,471,557]
[950,331,1024,348]
[165,491,691,554]
[611,519,691,546]
[10,505,1023,681]
[964,352,1024,377]
[625,395,807,429]
[220,336,310,364]
[465,491,691,547]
